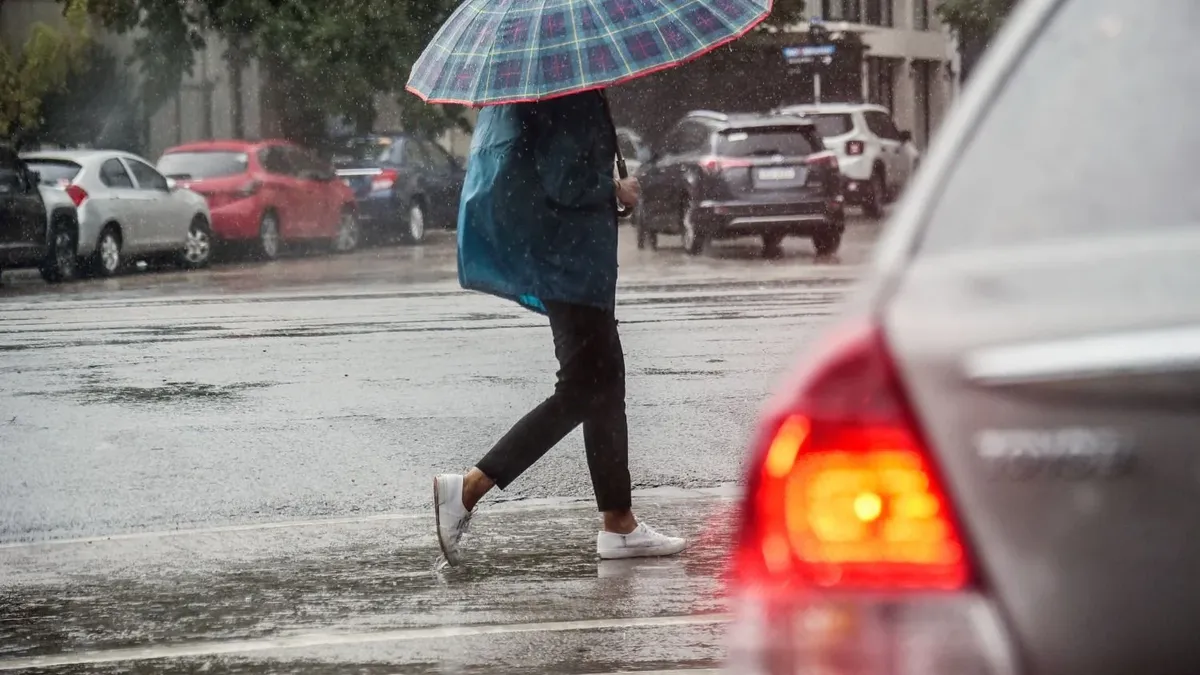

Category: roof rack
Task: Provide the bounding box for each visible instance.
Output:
[686,110,729,121]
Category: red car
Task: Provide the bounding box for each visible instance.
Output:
[157,140,360,259]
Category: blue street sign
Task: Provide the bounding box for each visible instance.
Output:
[800,44,836,57]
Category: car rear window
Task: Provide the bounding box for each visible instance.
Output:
[807,114,854,137]
[24,160,81,186]
[716,127,819,158]
[331,138,393,167]
[920,0,1200,255]
[157,151,249,180]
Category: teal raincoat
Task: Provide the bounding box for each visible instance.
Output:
[456,91,618,314]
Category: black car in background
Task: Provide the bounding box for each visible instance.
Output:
[330,134,465,244]
[634,111,845,258]
[0,145,79,283]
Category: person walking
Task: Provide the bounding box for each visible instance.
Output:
[432,89,686,566]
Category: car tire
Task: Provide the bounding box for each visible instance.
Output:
[40,217,79,283]
[90,225,123,278]
[863,168,886,219]
[813,229,843,257]
[762,233,785,259]
[680,197,706,256]
[331,208,360,253]
[178,216,214,269]
[258,211,282,261]
[405,201,427,244]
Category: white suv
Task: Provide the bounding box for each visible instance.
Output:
[776,103,920,218]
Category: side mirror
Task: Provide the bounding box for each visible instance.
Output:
[165,177,178,191]
[898,130,913,143]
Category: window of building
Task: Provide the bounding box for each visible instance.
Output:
[914,0,931,30]
[865,57,897,112]
[865,0,893,26]
[820,0,862,23]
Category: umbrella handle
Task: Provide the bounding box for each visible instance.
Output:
[615,156,633,219]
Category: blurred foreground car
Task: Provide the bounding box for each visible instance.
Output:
[616,127,652,178]
[728,1,1200,674]
[635,110,844,258]
[330,134,464,244]
[158,140,359,259]
[0,146,79,282]
[23,150,213,275]
[775,103,919,218]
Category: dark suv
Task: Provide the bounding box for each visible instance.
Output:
[330,134,465,245]
[0,145,79,283]
[634,111,844,258]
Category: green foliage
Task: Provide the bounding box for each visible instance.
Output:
[937,0,1017,41]
[764,0,807,28]
[0,0,91,141]
[29,43,142,152]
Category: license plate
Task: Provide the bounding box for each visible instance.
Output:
[756,167,797,181]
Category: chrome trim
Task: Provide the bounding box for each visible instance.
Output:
[727,215,827,226]
[964,325,1200,384]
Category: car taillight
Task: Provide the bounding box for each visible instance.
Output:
[64,184,88,207]
[371,168,399,192]
[700,157,753,175]
[845,140,865,156]
[803,151,839,172]
[726,318,1015,675]
[238,180,262,198]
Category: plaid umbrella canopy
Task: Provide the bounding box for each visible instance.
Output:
[406,0,774,106]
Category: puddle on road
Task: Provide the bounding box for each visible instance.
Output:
[28,379,275,406]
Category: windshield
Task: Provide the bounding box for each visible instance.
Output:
[157,151,249,179]
[24,160,82,186]
[921,0,1200,254]
[716,127,820,157]
[806,113,854,137]
[330,138,393,166]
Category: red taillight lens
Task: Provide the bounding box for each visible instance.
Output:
[735,319,970,592]
[803,151,839,172]
[65,184,88,206]
[845,140,865,156]
[371,168,399,192]
[700,156,753,174]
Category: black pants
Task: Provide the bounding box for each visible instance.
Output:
[475,301,632,512]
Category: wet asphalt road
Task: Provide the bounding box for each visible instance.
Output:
[0,220,879,673]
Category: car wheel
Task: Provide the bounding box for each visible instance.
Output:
[91,225,123,278]
[405,202,427,244]
[40,218,78,283]
[863,168,886,219]
[762,233,785,259]
[813,229,843,257]
[680,197,706,256]
[259,211,282,260]
[332,209,360,253]
[178,216,213,269]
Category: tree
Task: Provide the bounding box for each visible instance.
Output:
[937,0,1018,81]
[764,0,807,29]
[0,0,91,144]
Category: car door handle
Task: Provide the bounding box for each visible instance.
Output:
[964,325,1200,399]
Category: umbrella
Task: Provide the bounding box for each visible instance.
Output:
[405,0,774,107]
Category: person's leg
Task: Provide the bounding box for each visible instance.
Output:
[435,301,614,563]
[577,311,635,533]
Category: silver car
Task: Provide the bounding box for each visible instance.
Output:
[727,1,1200,674]
[21,150,213,276]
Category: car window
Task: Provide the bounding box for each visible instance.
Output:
[0,153,22,194]
[717,127,819,157]
[422,141,456,172]
[659,127,684,156]
[864,111,900,140]
[125,159,168,191]
[24,160,82,186]
[158,151,249,179]
[258,146,294,176]
[331,137,393,167]
[617,134,639,159]
[808,113,854,137]
[920,0,1199,254]
[403,141,431,170]
[99,158,135,188]
[680,123,712,154]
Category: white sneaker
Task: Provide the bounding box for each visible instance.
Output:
[433,474,473,566]
[596,522,687,560]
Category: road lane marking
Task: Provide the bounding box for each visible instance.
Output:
[0,614,732,670]
[0,486,739,550]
